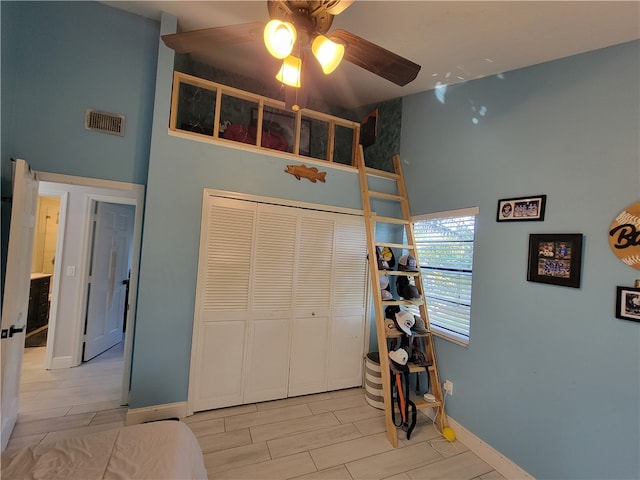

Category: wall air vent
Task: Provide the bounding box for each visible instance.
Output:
[85,109,125,136]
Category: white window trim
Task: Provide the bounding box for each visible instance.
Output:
[412,206,479,222]
[430,325,471,347]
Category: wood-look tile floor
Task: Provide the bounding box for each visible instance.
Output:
[8,342,127,451]
[8,345,506,480]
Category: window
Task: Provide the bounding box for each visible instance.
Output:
[409,207,478,346]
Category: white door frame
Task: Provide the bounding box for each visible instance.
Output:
[36,171,144,405]
[39,191,68,367]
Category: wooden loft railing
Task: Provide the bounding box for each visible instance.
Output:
[169,72,361,166]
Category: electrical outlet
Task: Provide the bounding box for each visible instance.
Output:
[443,380,453,396]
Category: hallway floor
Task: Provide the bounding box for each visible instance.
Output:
[8,342,126,451]
[7,345,505,479]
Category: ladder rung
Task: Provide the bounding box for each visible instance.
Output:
[379,270,419,277]
[375,242,414,250]
[365,167,399,180]
[393,399,440,415]
[382,299,423,306]
[381,300,407,306]
[386,330,431,339]
[368,191,404,202]
[411,394,441,410]
[372,215,409,225]
[407,362,431,373]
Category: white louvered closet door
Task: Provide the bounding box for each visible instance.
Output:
[243,204,297,403]
[288,213,335,397]
[329,218,368,390]
[190,194,368,412]
[190,197,256,412]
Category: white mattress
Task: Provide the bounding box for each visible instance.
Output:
[1,420,207,479]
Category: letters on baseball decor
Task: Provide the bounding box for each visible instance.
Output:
[608,202,640,270]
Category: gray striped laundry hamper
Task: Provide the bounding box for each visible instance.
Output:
[364,352,384,410]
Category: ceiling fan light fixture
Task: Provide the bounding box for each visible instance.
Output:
[276,55,302,88]
[311,35,345,74]
[264,20,297,59]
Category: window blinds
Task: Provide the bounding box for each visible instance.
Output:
[412,215,476,343]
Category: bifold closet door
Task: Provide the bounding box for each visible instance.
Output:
[289,215,334,396]
[329,219,368,390]
[190,195,368,412]
[190,197,256,412]
[288,213,367,397]
[243,204,297,404]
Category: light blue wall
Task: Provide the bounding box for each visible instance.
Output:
[401,41,640,480]
[0,1,158,186]
[0,1,158,304]
[129,13,364,408]
[4,4,638,478]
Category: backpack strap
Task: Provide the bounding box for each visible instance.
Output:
[390,371,402,427]
[405,398,417,440]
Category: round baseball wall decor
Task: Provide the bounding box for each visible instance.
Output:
[609,201,640,269]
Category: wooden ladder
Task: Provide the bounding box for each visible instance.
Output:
[357,148,448,447]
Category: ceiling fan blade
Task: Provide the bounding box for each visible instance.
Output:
[329,29,421,86]
[324,0,355,15]
[161,22,264,53]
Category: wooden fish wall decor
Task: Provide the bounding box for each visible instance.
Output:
[285,164,327,183]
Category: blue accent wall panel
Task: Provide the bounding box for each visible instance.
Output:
[0,1,158,305]
[1,1,159,185]
[129,13,364,409]
[401,40,640,480]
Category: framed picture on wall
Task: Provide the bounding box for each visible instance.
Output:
[497,195,546,222]
[360,108,378,148]
[527,233,583,288]
[615,286,640,322]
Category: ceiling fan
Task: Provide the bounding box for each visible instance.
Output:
[161,0,421,107]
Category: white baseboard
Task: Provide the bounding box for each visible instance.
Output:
[49,356,74,369]
[446,417,535,480]
[125,402,188,426]
[419,408,534,479]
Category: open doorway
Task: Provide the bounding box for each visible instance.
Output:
[24,196,60,349]
[2,162,144,449]
[22,173,144,407]
[24,197,135,362]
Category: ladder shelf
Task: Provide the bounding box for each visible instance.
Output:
[357,148,448,447]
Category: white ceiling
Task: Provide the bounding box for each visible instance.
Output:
[103,1,640,109]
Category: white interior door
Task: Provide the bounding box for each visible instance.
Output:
[190,196,256,411]
[243,204,296,403]
[1,159,38,450]
[328,220,367,389]
[288,215,334,396]
[83,202,134,361]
